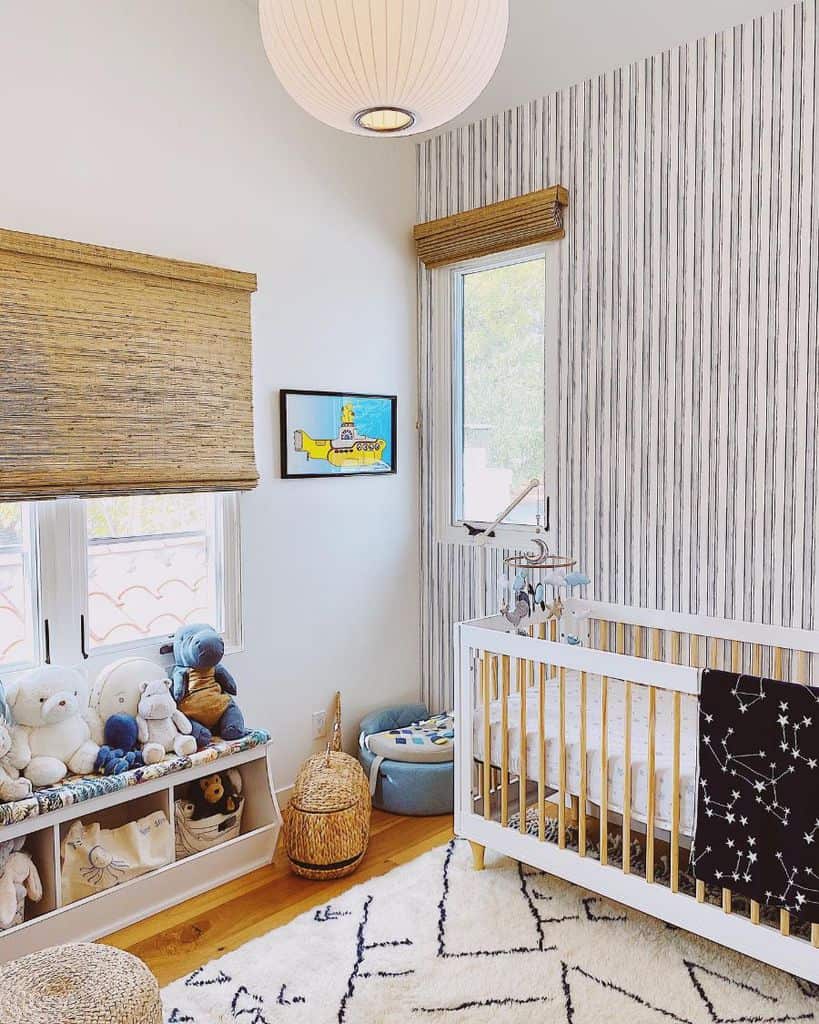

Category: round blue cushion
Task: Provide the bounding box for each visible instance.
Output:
[358,703,453,816]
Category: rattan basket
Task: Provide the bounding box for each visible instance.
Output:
[283,693,371,880]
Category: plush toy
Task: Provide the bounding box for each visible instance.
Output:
[6,666,99,788]
[187,769,243,821]
[136,679,197,765]
[89,658,211,752]
[94,742,145,776]
[0,845,42,929]
[0,683,32,803]
[163,625,248,740]
[0,718,33,802]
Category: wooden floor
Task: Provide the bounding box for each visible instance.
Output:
[103,810,454,987]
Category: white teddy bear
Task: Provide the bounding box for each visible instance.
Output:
[0,720,32,802]
[136,678,197,765]
[6,666,100,788]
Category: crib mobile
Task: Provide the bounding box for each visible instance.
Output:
[487,479,590,634]
[500,541,591,635]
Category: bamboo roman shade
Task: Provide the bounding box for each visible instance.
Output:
[0,229,258,499]
[413,185,569,267]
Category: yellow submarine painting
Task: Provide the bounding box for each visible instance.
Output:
[280,390,397,477]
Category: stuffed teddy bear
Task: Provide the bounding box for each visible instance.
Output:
[0,718,33,802]
[187,769,243,820]
[0,684,32,802]
[6,666,99,788]
[136,679,197,765]
[0,842,42,929]
[163,625,248,740]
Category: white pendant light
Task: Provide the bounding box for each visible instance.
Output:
[258,0,509,137]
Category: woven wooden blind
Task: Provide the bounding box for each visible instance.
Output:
[413,185,569,267]
[0,228,259,499]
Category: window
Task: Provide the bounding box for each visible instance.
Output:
[0,502,40,670]
[440,246,555,539]
[0,493,241,675]
[85,495,223,651]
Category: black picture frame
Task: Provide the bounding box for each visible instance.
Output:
[279,389,398,479]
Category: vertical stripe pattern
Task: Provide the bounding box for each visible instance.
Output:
[418,1,818,711]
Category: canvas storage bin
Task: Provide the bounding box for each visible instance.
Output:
[284,693,371,880]
[61,810,171,904]
[174,797,244,858]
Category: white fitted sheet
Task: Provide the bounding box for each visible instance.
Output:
[472,671,698,834]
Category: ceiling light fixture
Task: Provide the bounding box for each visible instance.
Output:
[258,1,509,138]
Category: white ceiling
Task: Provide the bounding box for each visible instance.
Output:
[240,0,794,136]
[456,0,792,126]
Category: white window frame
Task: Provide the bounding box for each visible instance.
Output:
[431,242,560,548]
[2,492,243,681]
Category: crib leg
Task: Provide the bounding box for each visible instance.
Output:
[469,841,486,871]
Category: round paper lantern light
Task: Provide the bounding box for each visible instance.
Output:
[258,0,509,137]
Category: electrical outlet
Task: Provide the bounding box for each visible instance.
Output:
[312,710,327,739]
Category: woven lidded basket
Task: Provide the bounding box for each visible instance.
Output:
[284,693,371,880]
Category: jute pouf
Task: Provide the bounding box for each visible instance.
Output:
[0,942,162,1024]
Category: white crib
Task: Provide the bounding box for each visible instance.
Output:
[455,598,819,982]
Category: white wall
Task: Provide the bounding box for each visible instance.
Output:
[0,0,420,790]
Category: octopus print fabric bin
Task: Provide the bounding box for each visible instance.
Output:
[61,810,172,904]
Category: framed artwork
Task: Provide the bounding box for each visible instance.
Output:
[280,390,397,478]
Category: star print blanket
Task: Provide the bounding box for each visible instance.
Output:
[692,668,819,922]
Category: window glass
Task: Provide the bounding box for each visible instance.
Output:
[459,257,546,525]
[85,494,221,649]
[0,502,38,668]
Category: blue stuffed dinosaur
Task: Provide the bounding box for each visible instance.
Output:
[162,625,248,741]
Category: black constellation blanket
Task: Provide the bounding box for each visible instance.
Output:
[693,668,819,923]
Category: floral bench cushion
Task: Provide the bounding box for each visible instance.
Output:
[0,730,271,826]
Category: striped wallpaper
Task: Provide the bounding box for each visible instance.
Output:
[417,0,818,711]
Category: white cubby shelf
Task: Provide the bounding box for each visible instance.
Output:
[0,740,281,961]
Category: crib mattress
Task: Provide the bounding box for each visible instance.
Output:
[472,672,698,834]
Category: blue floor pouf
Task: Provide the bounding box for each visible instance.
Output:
[358,703,454,816]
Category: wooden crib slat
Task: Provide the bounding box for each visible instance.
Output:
[696,880,705,903]
[671,689,681,893]
[651,627,662,662]
[616,622,626,656]
[750,900,760,925]
[751,644,762,677]
[550,618,558,675]
[690,634,700,667]
[812,923,819,948]
[538,662,546,842]
[500,654,510,826]
[558,666,567,849]
[579,671,588,856]
[600,674,609,866]
[709,636,719,668]
[722,888,732,914]
[482,655,491,820]
[599,619,609,653]
[519,658,527,834]
[623,680,632,874]
[646,685,657,884]
[634,625,644,658]
[780,909,790,936]
[774,646,784,680]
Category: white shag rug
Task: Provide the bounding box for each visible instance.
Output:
[162,839,819,1023]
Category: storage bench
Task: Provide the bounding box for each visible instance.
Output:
[0,730,280,961]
